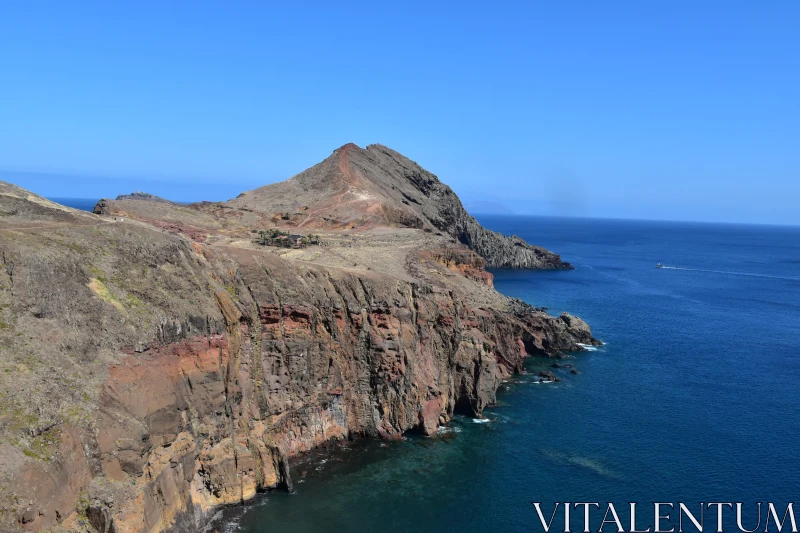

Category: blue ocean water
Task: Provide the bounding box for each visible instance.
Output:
[49,197,99,212]
[51,203,797,531]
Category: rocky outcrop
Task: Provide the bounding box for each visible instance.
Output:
[448,221,570,269]
[418,248,494,287]
[91,198,110,215]
[558,312,596,345]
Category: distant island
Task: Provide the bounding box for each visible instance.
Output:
[114,191,173,203]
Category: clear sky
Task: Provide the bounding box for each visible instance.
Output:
[1,1,798,224]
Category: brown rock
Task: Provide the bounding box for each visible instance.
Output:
[420,399,443,436]
[20,509,36,524]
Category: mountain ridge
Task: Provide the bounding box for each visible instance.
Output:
[227,143,572,269]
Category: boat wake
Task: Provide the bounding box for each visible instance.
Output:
[659,266,800,281]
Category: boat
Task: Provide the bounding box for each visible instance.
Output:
[656,262,664,268]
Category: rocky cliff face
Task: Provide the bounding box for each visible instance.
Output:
[82,253,592,533]
[0,168,594,533]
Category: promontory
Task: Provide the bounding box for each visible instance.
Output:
[0,143,596,532]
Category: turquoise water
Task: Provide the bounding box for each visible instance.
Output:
[53,200,800,531]
[219,216,800,532]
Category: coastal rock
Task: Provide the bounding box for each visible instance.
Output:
[558,313,598,345]
[539,370,556,380]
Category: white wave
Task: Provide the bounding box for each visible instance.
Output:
[436,425,461,434]
[472,418,491,423]
[223,522,240,533]
[577,343,599,352]
[534,380,554,384]
[221,516,240,533]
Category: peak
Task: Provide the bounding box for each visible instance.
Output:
[334,143,363,153]
[329,143,401,159]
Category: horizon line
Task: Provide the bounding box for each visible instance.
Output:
[40,193,800,230]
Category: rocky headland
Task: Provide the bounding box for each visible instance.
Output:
[0,144,596,532]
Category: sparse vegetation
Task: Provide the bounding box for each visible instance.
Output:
[225,284,237,298]
[88,278,125,313]
[255,229,320,248]
[20,427,60,461]
[76,490,91,519]
[88,265,107,283]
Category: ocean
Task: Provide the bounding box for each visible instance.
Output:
[49,197,100,212]
[55,200,800,531]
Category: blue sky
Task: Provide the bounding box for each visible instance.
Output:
[1,1,798,224]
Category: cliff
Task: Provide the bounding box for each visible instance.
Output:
[0,148,594,533]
